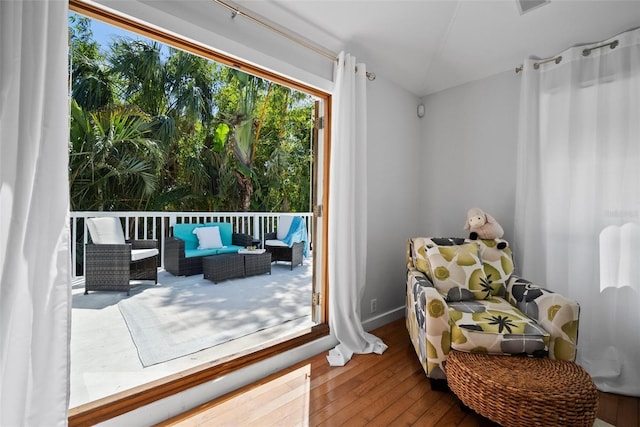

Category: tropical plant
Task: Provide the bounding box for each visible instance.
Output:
[68,100,163,211]
[68,13,316,213]
[69,14,114,111]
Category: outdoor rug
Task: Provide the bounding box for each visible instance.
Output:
[118,265,312,367]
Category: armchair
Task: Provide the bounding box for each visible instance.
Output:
[406,237,580,388]
[264,215,308,270]
[85,217,158,295]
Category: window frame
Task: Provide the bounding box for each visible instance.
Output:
[68,1,331,424]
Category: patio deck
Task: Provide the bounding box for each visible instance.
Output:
[70,260,315,409]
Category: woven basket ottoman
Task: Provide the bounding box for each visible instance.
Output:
[446,351,598,427]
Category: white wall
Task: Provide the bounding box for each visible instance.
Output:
[361,75,422,320]
[420,70,521,242]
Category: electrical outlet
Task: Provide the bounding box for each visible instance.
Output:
[370,298,377,313]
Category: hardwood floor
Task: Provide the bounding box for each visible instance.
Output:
[157,319,639,427]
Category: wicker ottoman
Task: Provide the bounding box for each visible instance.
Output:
[203,254,245,283]
[241,250,271,277]
[446,351,598,427]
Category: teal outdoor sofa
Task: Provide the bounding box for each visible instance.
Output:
[164,222,253,276]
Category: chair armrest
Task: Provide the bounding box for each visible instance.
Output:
[265,231,276,241]
[165,236,185,253]
[128,239,158,250]
[86,243,131,264]
[422,283,451,377]
[407,267,450,379]
[506,275,580,361]
[232,232,254,247]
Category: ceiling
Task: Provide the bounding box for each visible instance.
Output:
[235,0,640,96]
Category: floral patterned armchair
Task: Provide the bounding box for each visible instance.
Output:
[405,237,580,388]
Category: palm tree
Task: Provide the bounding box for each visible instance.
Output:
[250,85,314,212]
[69,14,114,111]
[108,40,218,207]
[225,70,269,211]
[68,100,163,211]
[68,14,316,213]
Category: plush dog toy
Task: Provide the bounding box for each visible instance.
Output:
[464,207,507,249]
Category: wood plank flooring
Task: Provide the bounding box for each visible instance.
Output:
[157,319,639,427]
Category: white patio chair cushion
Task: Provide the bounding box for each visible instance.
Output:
[265,239,290,247]
[87,217,126,245]
[276,215,295,240]
[131,248,159,261]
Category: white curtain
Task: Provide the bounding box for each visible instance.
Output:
[326,52,387,366]
[515,28,640,396]
[1,1,72,425]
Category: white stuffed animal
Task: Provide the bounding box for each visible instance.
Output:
[464,207,507,249]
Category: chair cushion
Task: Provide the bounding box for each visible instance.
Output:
[131,248,159,261]
[173,223,202,250]
[276,215,295,240]
[215,245,243,254]
[448,297,550,356]
[472,239,515,297]
[173,222,234,250]
[426,243,489,301]
[193,226,223,250]
[411,237,466,281]
[184,245,243,258]
[185,248,219,258]
[86,217,126,245]
[265,239,290,247]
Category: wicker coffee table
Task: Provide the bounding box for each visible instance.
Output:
[240,249,271,277]
[203,254,245,283]
[446,351,598,427]
[203,251,272,284]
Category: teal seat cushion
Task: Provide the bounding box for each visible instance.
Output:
[184,248,219,258]
[184,245,243,258]
[216,245,243,254]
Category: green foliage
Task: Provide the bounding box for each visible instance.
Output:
[69,15,115,110]
[68,100,163,211]
[68,13,315,213]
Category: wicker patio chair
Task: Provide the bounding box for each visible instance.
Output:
[264,215,307,270]
[85,217,158,295]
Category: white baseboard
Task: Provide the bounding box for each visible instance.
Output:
[363,306,405,332]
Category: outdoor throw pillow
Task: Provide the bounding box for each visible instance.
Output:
[426,243,490,301]
[193,226,223,250]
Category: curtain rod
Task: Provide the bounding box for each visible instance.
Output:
[515,39,619,74]
[212,0,376,80]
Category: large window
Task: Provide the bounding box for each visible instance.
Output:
[68,1,330,425]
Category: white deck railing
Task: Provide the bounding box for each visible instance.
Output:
[69,211,313,278]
